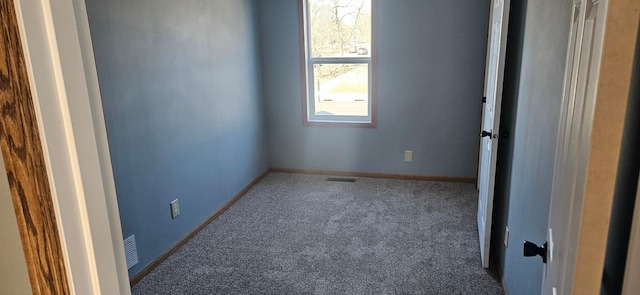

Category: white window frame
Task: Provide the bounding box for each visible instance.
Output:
[299,0,377,127]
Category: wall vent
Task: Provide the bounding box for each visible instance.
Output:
[326,177,357,183]
[124,235,139,269]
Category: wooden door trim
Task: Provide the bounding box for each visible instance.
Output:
[0,0,70,293]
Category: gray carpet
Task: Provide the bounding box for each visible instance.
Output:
[132,172,504,294]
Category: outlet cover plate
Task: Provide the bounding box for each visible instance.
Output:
[170,199,180,219]
[404,150,413,162]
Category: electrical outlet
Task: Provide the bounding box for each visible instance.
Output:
[404,150,413,162]
[504,226,510,247]
[170,199,180,219]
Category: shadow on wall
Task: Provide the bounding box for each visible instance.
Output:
[490,0,528,276]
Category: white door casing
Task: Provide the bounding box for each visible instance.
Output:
[477,0,511,268]
[13,0,131,293]
[543,0,640,293]
[543,1,603,293]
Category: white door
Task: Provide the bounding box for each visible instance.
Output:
[543,0,639,293]
[543,1,604,293]
[477,0,511,268]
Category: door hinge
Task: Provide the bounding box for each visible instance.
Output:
[480,130,506,139]
[481,130,499,139]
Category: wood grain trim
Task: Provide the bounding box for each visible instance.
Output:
[270,168,476,183]
[130,169,271,286]
[0,0,70,294]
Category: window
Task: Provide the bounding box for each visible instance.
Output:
[300,0,376,127]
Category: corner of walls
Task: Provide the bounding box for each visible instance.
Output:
[84,0,269,278]
[255,0,301,170]
[253,0,274,168]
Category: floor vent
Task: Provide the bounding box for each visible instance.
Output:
[124,235,139,269]
[326,177,357,183]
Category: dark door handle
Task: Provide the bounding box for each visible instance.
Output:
[481,130,492,138]
[523,240,548,263]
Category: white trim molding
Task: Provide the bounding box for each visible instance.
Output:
[13,0,129,294]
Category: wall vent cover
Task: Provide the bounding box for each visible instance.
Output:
[326,177,357,183]
[124,235,139,269]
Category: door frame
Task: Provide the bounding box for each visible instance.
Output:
[9,0,130,293]
[477,0,511,268]
[7,0,640,294]
[1,0,69,292]
[543,0,640,293]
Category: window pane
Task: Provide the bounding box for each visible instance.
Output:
[313,63,368,117]
[309,0,371,58]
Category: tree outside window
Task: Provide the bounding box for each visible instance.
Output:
[301,0,376,126]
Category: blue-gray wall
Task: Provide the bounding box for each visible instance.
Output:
[257,0,489,178]
[85,0,268,277]
[84,0,582,290]
[497,0,573,294]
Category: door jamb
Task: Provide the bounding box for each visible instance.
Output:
[544,0,640,293]
[11,0,130,293]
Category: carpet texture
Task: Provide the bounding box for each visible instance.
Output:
[132,173,504,294]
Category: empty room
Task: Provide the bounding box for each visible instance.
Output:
[1,0,640,294]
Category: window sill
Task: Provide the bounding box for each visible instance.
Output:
[303,120,376,128]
